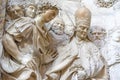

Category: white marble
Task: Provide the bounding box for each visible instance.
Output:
[0,0,120,80]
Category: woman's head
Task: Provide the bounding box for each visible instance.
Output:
[43,9,58,22]
[38,5,59,23]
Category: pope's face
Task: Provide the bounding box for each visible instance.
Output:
[76,25,89,40]
[26,5,36,18]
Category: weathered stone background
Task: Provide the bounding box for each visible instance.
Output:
[0,0,7,39]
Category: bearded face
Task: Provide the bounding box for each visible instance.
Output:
[51,20,65,35]
[90,27,106,41]
[7,5,24,19]
[92,31,105,40]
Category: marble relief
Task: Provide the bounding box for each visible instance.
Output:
[0,0,120,80]
[89,26,107,50]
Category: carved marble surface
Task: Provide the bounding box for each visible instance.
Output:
[0,0,7,39]
[0,0,120,80]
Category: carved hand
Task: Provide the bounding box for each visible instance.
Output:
[41,48,57,64]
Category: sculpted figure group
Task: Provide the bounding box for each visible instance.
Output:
[0,1,119,80]
[44,6,107,80]
[1,3,59,80]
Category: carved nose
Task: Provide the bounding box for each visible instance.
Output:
[83,29,87,32]
[95,34,99,37]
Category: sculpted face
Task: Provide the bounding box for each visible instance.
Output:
[43,9,58,23]
[51,20,65,35]
[26,5,36,18]
[76,25,89,40]
[14,5,24,17]
[7,5,24,19]
[92,30,105,40]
